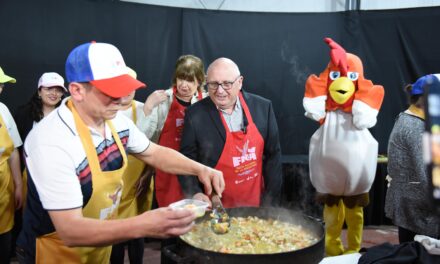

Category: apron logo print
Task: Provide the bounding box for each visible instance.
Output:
[108,186,122,204]
[232,140,257,167]
[235,179,245,184]
[100,185,123,220]
[176,118,184,127]
[246,173,259,181]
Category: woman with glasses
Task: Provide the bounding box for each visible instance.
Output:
[0,67,23,264]
[138,55,208,208]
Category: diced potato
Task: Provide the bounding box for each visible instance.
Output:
[181,216,318,254]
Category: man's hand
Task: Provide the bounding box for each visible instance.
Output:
[143,90,169,115]
[134,144,225,198]
[140,207,196,238]
[197,166,224,198]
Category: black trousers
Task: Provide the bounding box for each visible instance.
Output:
[160,238,178,264]
[0,231,11,264]
[398,226,418,244]
[110,238,144,264]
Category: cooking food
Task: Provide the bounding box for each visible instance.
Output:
[210,195,231,234]
[185,204,196,209]
[211,221,230,234]
[181,216,318,254]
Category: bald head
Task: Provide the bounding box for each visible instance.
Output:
[206,58,243,112]
[207,58,240,78]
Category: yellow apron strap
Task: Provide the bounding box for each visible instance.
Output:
[106,121,128,168]
[67,100,127,175]
[22,168,28,209]
[131,100,137,124]
[130,100,155,212]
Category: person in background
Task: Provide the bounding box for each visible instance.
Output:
[16,42,224,264]
[11,72,67,261]
[110,67,153,264]
[0,66,23,264]
[139,54,207,208]
[14,72,67,143]
[178,57,283,208]
[385,74,440,243]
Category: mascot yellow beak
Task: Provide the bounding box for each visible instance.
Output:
[329,77,355,104]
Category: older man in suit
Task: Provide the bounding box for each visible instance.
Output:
[179,57,283,207]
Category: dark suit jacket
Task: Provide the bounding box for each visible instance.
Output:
[178,91,283,206]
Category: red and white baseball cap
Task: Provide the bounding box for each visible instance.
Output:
[38,72,67,91]
[65,42,145,98]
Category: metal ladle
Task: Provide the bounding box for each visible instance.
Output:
[210,194,231,234]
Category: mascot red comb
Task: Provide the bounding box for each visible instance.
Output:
[303,38,384,256]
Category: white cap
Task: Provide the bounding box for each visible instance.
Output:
[38,72,67,91]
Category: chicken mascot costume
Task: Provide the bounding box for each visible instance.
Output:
[303,38,384,256]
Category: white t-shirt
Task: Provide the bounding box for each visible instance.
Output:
[24,98,150,210]
[0,102,22,148]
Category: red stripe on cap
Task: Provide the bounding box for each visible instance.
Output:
[90,74,146,98]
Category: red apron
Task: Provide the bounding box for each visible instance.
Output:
[155,88,202,207]
[215,93,264,208]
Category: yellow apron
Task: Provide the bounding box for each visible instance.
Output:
[22,168,27,209]
[117,101,154,218]
[0,113,15,234]
[35,100,127,264]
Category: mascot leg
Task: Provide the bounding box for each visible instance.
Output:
[324,199,345,256]
[344,205,363,254]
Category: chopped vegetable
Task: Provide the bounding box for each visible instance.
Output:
[182,216,318,254]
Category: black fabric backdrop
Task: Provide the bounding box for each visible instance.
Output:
[1,0,440,157]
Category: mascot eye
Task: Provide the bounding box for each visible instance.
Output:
[347,72,359,81]
[329,71,340,80]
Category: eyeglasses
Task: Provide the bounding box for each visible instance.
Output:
[206,76,241,91]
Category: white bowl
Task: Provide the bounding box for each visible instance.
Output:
[169,199,209,218]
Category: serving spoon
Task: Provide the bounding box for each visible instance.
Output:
[210,194,231,234]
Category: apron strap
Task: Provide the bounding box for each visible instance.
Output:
[66,100,127,176]
[131,100,137,123]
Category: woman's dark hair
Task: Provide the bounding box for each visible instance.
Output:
[404,84,424,107]
[25,89,65,122]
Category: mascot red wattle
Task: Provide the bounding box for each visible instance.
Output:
[303,38,384,256]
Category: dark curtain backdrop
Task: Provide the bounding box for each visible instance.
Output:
[1,0,440,157]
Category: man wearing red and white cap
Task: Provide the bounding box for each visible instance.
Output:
[16,42,224,264]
